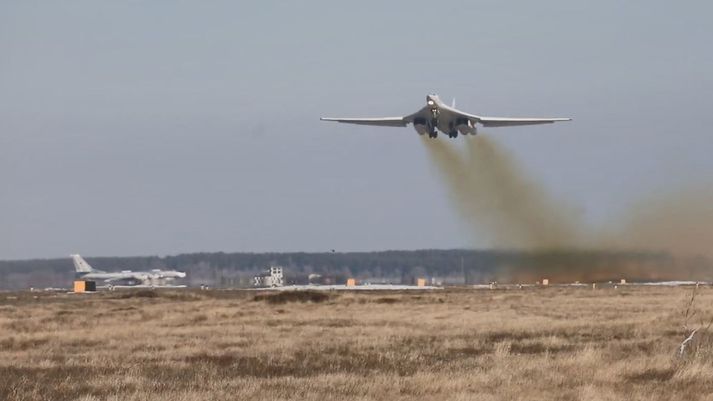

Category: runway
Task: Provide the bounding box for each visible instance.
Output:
[267,284,442,291]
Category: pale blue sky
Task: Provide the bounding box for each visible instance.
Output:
[1,1,712,259]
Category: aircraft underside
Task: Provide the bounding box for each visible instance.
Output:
[413,117,478,138]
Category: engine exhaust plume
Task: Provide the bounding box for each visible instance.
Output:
[421,135,713,282]
[607,186,713,258]
[421,135,582,250]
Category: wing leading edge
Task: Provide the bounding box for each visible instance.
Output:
[476,116,571,127]
[319,117,408,127]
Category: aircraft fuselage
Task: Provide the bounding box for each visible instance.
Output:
[412,95,477,138]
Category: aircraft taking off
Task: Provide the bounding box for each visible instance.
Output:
[71,254,186,286]
[321,94,571,138]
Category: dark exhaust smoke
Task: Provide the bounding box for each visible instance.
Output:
[421,135,582,249]
[421,135,713,282]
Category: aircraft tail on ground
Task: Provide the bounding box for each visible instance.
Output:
[71,254,96,273]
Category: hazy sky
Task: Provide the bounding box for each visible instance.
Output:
[2,1,712,260]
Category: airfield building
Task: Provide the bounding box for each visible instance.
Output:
[253,266,284,287]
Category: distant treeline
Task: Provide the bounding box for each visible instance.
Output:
[1,249,710,290]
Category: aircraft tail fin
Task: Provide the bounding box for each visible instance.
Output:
[71,254,95,273]
[452,98,456,108]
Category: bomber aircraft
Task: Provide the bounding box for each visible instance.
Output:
[71,254,186,287]
[321,94,571,138]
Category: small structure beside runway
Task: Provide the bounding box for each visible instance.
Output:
[73,280,96,293]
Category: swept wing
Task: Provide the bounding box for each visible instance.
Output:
[319,117,408,127]
[441,104,571,127]
[476,116,571,127]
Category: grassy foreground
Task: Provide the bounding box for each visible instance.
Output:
[1,286,713,401]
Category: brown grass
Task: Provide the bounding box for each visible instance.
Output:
[253,290,331,304]
[1,287,713,400]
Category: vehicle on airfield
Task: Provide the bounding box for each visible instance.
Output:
[321,94,571,138]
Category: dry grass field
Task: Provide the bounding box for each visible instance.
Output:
[2,286,713,401]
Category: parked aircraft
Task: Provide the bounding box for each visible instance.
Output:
[71,254,186,286]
